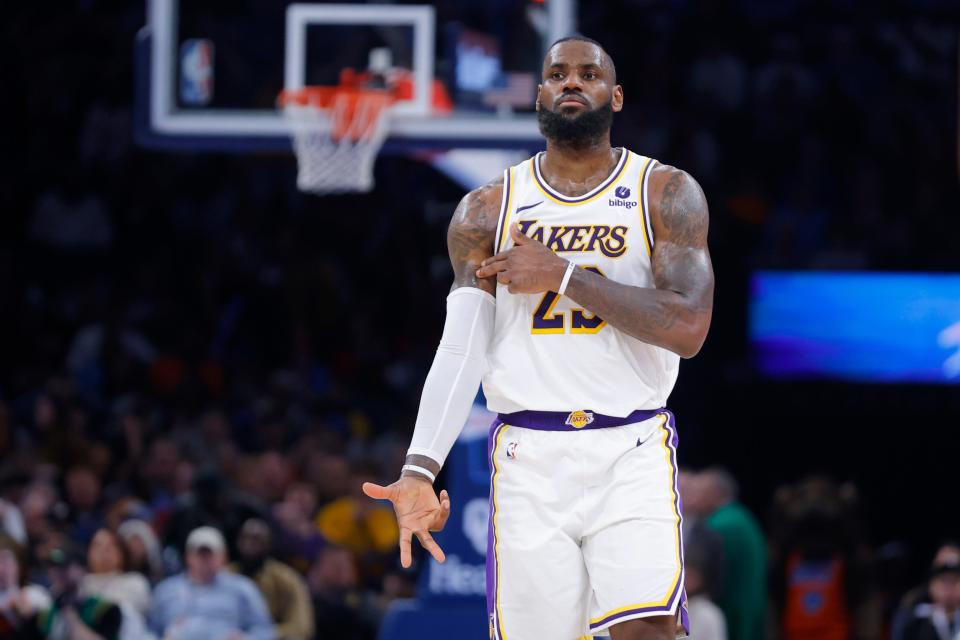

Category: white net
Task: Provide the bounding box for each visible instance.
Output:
[281,89,393,194]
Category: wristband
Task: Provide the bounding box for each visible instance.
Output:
[557,260,576,296]
[401,464,436,483]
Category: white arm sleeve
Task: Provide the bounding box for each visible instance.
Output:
[407,286,496,467]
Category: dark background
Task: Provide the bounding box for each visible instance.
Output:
[2,0,960,636]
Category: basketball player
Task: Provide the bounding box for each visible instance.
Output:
[363,36,714,640]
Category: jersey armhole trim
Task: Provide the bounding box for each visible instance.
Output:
[638,157,656,257]
[494,168,514,255]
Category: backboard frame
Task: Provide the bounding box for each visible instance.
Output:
[136,0,577,152]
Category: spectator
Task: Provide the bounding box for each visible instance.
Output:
[140,439,183,517]
[63,466,105,547]
[700,468,767,640]
[308,545,377,640]
[35,545,124,640]
[149,526,274,640]
[314,462,398,556]
[233,518,314,640]
[0,498,27,546]
[769,476,879,640]
[117,520,165,583]
[684,539,727,640]
[897,557,960,640]
[0,534,50,638]
[164,471,266,552]
[892,543,960,640]
[680,468,725,601]
[80,528,152,616]
[271,483,325,574]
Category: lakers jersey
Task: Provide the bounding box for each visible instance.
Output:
[481,149,680,417]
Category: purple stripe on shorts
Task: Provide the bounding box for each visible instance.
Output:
[486,420,506,640]
[589,576,683,629]
[679,593,690,637]
[663,411,691,638]
[496,408,664,432]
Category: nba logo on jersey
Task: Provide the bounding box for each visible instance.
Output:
[506,442,519,459]
[564,410,595,429]
[180,39,214,106]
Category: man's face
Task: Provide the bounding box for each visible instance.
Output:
[65,468,100,512]
[237,522,269,560]
[536,40,623,147]
[679,471,704,517]
[186,547,224,584]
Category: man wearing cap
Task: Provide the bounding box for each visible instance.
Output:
[149,526,274,640]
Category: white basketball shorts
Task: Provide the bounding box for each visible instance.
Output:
[485,408,689,640]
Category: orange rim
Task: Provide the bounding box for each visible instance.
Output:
[278,86,394,140]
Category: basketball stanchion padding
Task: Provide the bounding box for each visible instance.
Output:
[278,86,394,194]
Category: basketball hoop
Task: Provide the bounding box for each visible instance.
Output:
[278,86,394,194]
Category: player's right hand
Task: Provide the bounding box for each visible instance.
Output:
[362,477,451,568]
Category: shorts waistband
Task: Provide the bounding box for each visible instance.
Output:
[496,408,665,432]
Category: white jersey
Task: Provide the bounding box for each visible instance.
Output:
[482,148,680,417]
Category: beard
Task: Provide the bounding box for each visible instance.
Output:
[238,554,266,576]
[537,98,614,149]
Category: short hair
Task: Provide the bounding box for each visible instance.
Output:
[703,467,739,503]
[547,35,617,84]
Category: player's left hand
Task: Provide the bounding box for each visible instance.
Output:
[476,223,567,294]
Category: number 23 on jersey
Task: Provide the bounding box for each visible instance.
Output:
[531,266,606,335]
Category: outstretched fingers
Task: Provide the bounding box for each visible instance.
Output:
[430,490,451,532]
[415,529,446,564]
[361,481,397,502]
[399,527,414,568]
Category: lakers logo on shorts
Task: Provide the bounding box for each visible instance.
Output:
[565,410,594,429]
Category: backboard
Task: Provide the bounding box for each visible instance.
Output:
[135,0,579,154]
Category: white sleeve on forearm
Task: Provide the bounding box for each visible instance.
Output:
[407,286,496,467]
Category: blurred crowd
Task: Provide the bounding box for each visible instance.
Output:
[0,439,954,639]
[679,470,960,640]
[3,1,959,639]
[0,380,415,639]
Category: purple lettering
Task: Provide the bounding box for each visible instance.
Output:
[546,226,571,252]
[585,226,611,253]
[600,225,628,257]
[518,219,538,236]
[566,226,591,252]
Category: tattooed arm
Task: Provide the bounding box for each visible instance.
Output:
[446,177,504,296]
[362,177,502,569]
[563,165,714,357]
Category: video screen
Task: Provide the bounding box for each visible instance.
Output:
[750,272,960,384]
